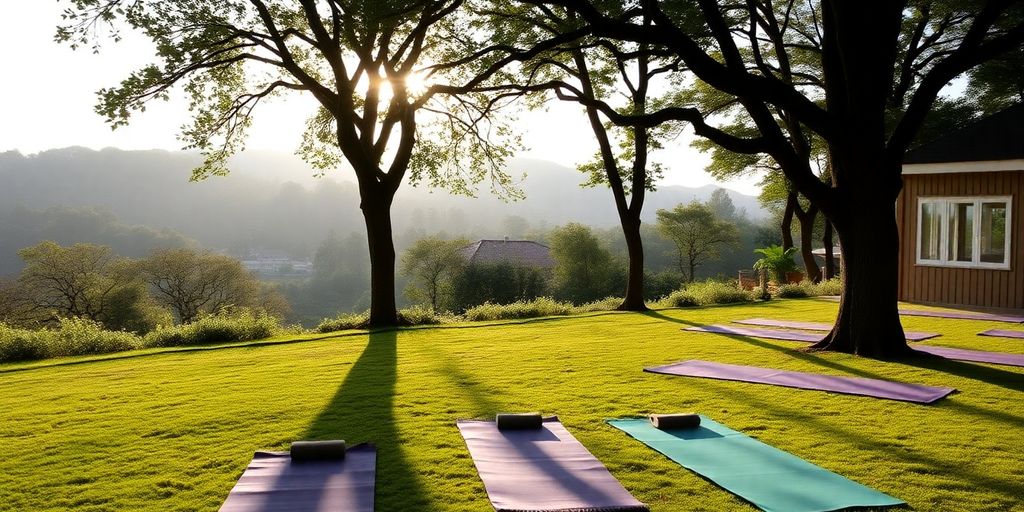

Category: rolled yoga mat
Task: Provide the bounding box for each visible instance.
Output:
[290,440,346,462]
[496,412,543,430]
[220,444,376,512]
[899,308,1024,323]
[645,360,955,404]
[978,328,1024,340]
[457,417,648,512]
[732,318,940,341]
[650,413,701,430]
[607,416,904,512]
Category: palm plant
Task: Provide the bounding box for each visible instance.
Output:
[753,245,799,284]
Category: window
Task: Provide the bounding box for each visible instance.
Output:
[917,196,1012,269]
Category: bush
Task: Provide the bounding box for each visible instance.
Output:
[398,305,459,326]
[464,297,575,321]
[316,312,370,333]
[777,283,810,298]
[577,297,624,313]
[814,276,843,296]
[0,318,142,363]
[144,309,280,348]
[657,280,754,308]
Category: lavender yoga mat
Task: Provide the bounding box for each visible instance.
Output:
[979,329,1024,340]
[899,308,1024,323]
[645,360,955,404]
[685,325,822,342]
[457,417,648,512]
[733,318,940,341]
[220,444,376,512]
[914,345,1024,367]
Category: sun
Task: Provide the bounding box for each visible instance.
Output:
[397,71,429,97]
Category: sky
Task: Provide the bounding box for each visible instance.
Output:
[0,3,763,195]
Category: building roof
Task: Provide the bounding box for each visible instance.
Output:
[904,104,1024,164]
[461,239,555,268]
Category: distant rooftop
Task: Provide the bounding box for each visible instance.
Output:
[904,104,1024,164]
[461,239,555,268]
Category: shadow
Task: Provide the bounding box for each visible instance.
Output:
[301,329,429,510]
[689,379,1024,504]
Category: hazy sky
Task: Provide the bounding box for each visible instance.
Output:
[0,3,762,195]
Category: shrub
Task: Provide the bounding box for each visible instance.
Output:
[316,312,369,333]
[814,276,843,296]
[577,297,624,313]
[777,283,810,298]
[463,297,575,321]
[144,309,280,348]
[657,280,754,308]
[659,289,699,308]
[0,323,48,362]
[0,318,142,363]
[399,305,459,326]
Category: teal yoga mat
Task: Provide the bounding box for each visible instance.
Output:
[607,417,904,512]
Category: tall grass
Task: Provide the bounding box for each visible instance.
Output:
[657,280,755,308]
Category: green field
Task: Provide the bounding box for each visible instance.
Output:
[1,298,1022,511]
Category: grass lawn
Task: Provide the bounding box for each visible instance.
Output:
[1,298,1023,511]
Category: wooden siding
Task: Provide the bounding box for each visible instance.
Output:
[897,170,1024,311]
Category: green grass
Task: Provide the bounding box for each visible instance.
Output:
[1,299,1022,511]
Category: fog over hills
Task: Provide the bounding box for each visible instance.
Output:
[0,147,765,274]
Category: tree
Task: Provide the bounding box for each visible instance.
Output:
[656,202,739,282]
[548,223,620,303]
[530,0,1024,357]
[399,237,468,311]
[706,188,737,221]
[59,1,520,327]
[16,241,124,324]
[137,248,287,324]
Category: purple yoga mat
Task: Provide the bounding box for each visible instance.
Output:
[685,324,822,342]
[979,329,1024,340]
[915,345,1024,367]
[457,417,648,512]
[645,360,955,404]
[733,318,940,341]
[220,444,376,512]
[900,308,1024,323]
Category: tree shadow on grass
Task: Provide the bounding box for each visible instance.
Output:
[691,378,1024,505]
[642,311,1024,427]
[301,329,429,510]
[644,310,1024,393]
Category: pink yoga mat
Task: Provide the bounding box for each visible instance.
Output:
[457,417,648,512]
[978,329,1024,340]
[220,444,376,512]
[733,318,940,341]
[645,360,955,404]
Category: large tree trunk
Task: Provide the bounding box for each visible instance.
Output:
[361,192,400,327]
[618,215,648,311]
[781,191,796,250]
[811,175,910,358]
[795,204,823,283]
[823,220,836,280]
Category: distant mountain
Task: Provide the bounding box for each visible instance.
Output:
[0,148,765,266]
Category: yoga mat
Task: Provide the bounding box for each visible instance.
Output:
[685,325,822,342]
[979,328,1024,340]
[900,308,1024,323]
[915,345,1024,367]
[457,417,648,512]
[607,417,904,512]
[733,318,940,341]
[220,444,376,512]
[691,324,1024,368]
[645,360,954,404]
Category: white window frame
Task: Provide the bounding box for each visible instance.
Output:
[916,195,1012,270]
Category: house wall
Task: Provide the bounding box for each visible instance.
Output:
[897,170,1024,311]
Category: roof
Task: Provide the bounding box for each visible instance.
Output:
[461,239,555,268]
[903,104,1024,164]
